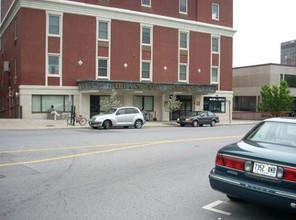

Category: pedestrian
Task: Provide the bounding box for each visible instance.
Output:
[48,105,60,120]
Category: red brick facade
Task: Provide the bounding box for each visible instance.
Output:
[0,0,234,121]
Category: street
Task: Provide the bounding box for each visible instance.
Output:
[0,125,295,220]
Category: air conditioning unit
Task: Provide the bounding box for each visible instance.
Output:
[4,61,10,72]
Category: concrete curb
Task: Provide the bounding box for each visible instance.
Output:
[0,119,260,130]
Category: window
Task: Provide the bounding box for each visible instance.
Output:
[212,3,219,20]
[134,96,154,111]
[32,95,72,113]
[204,97,225,113]
[180,32,188,49]
[284,75,296,88]
[142,27,151,45]
[212,36,219,53]
[179,64,187,81]
[98,21,109,40]
[98,58,108,77]
[179,0,187,14]
[48,15,60,35]
[211,67,219,83]
[142,0,151,7]
[142,62,151,79]
[48,55,59,75]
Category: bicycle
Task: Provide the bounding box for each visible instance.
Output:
[67,113,87,126]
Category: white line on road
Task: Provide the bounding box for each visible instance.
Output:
[202,200,232,216]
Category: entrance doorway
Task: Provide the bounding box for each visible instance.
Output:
[172,95,192,120]
[90,95,100,118]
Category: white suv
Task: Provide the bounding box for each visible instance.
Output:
[89,106,145,129]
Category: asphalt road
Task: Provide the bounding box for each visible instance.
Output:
[1,125,295,220]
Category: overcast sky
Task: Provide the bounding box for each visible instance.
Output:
[233,0,296,67]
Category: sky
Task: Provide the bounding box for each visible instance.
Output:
[233,0,296,67]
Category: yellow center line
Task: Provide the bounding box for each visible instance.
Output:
[0,135,242,167]
[0,142,147,154]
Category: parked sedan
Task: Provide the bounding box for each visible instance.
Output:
[209,117,296,213]
[176,111,219,127]
[89,106,145,129]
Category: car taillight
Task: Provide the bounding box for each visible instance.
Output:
[283,167,296,182]
[215,154,245,171]
[215,154,224,166]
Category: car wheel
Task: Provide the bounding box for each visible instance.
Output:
[192,120,198,127]
[227,195,243,202]
[210,120,216,127]
[134,120,143,129]
[103,120,112,129]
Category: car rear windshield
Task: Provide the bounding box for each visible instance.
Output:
[245,121,296,147]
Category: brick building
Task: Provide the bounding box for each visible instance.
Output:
[0,0,235,122]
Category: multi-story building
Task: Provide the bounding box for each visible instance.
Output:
[233,63,296,114]
[0,0,235,122]
[281,39,296,66]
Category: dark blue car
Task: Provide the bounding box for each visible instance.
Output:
[209,118,296,213]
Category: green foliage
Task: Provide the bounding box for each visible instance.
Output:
[258,81,293,112]
[165,94,182,121]
[101,89,121,110]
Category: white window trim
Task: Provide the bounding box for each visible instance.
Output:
[212,3,220,20]
[47,53,61,77]
[47,12,63,37]
[178,63,188,83]
[179,30,189,50]
[211,35,220,54]
[141,60,152,81]
[211,66,220,84]
[97,57,110,79]
[141,0,151,7]
[97,18,111,42]
[141,24,153,46]
[179,0,188,14]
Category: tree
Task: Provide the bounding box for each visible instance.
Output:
[258,80,294,114]
[165,93,182,121]
[101,89,121,110]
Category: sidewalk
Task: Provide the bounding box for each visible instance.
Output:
[0,118,260,130]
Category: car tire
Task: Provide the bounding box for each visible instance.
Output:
[210,120,216,127]
[103,120,112,129]
[227,195,243,202]
[134,120,143,129]
[192,120,198,127]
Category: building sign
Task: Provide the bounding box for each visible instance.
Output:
[77,80,217,93]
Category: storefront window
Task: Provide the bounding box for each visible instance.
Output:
[32,95,72,113]
[133,96,154,111]
[204,97,225,113]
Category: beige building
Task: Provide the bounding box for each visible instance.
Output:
[233,63,296,113]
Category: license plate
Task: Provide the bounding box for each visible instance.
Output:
[253,162,277,177]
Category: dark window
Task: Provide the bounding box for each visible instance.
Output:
[134,96,154,111]
[234,96,257,111]
[204,97,225,113]
[285,75,296,88]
